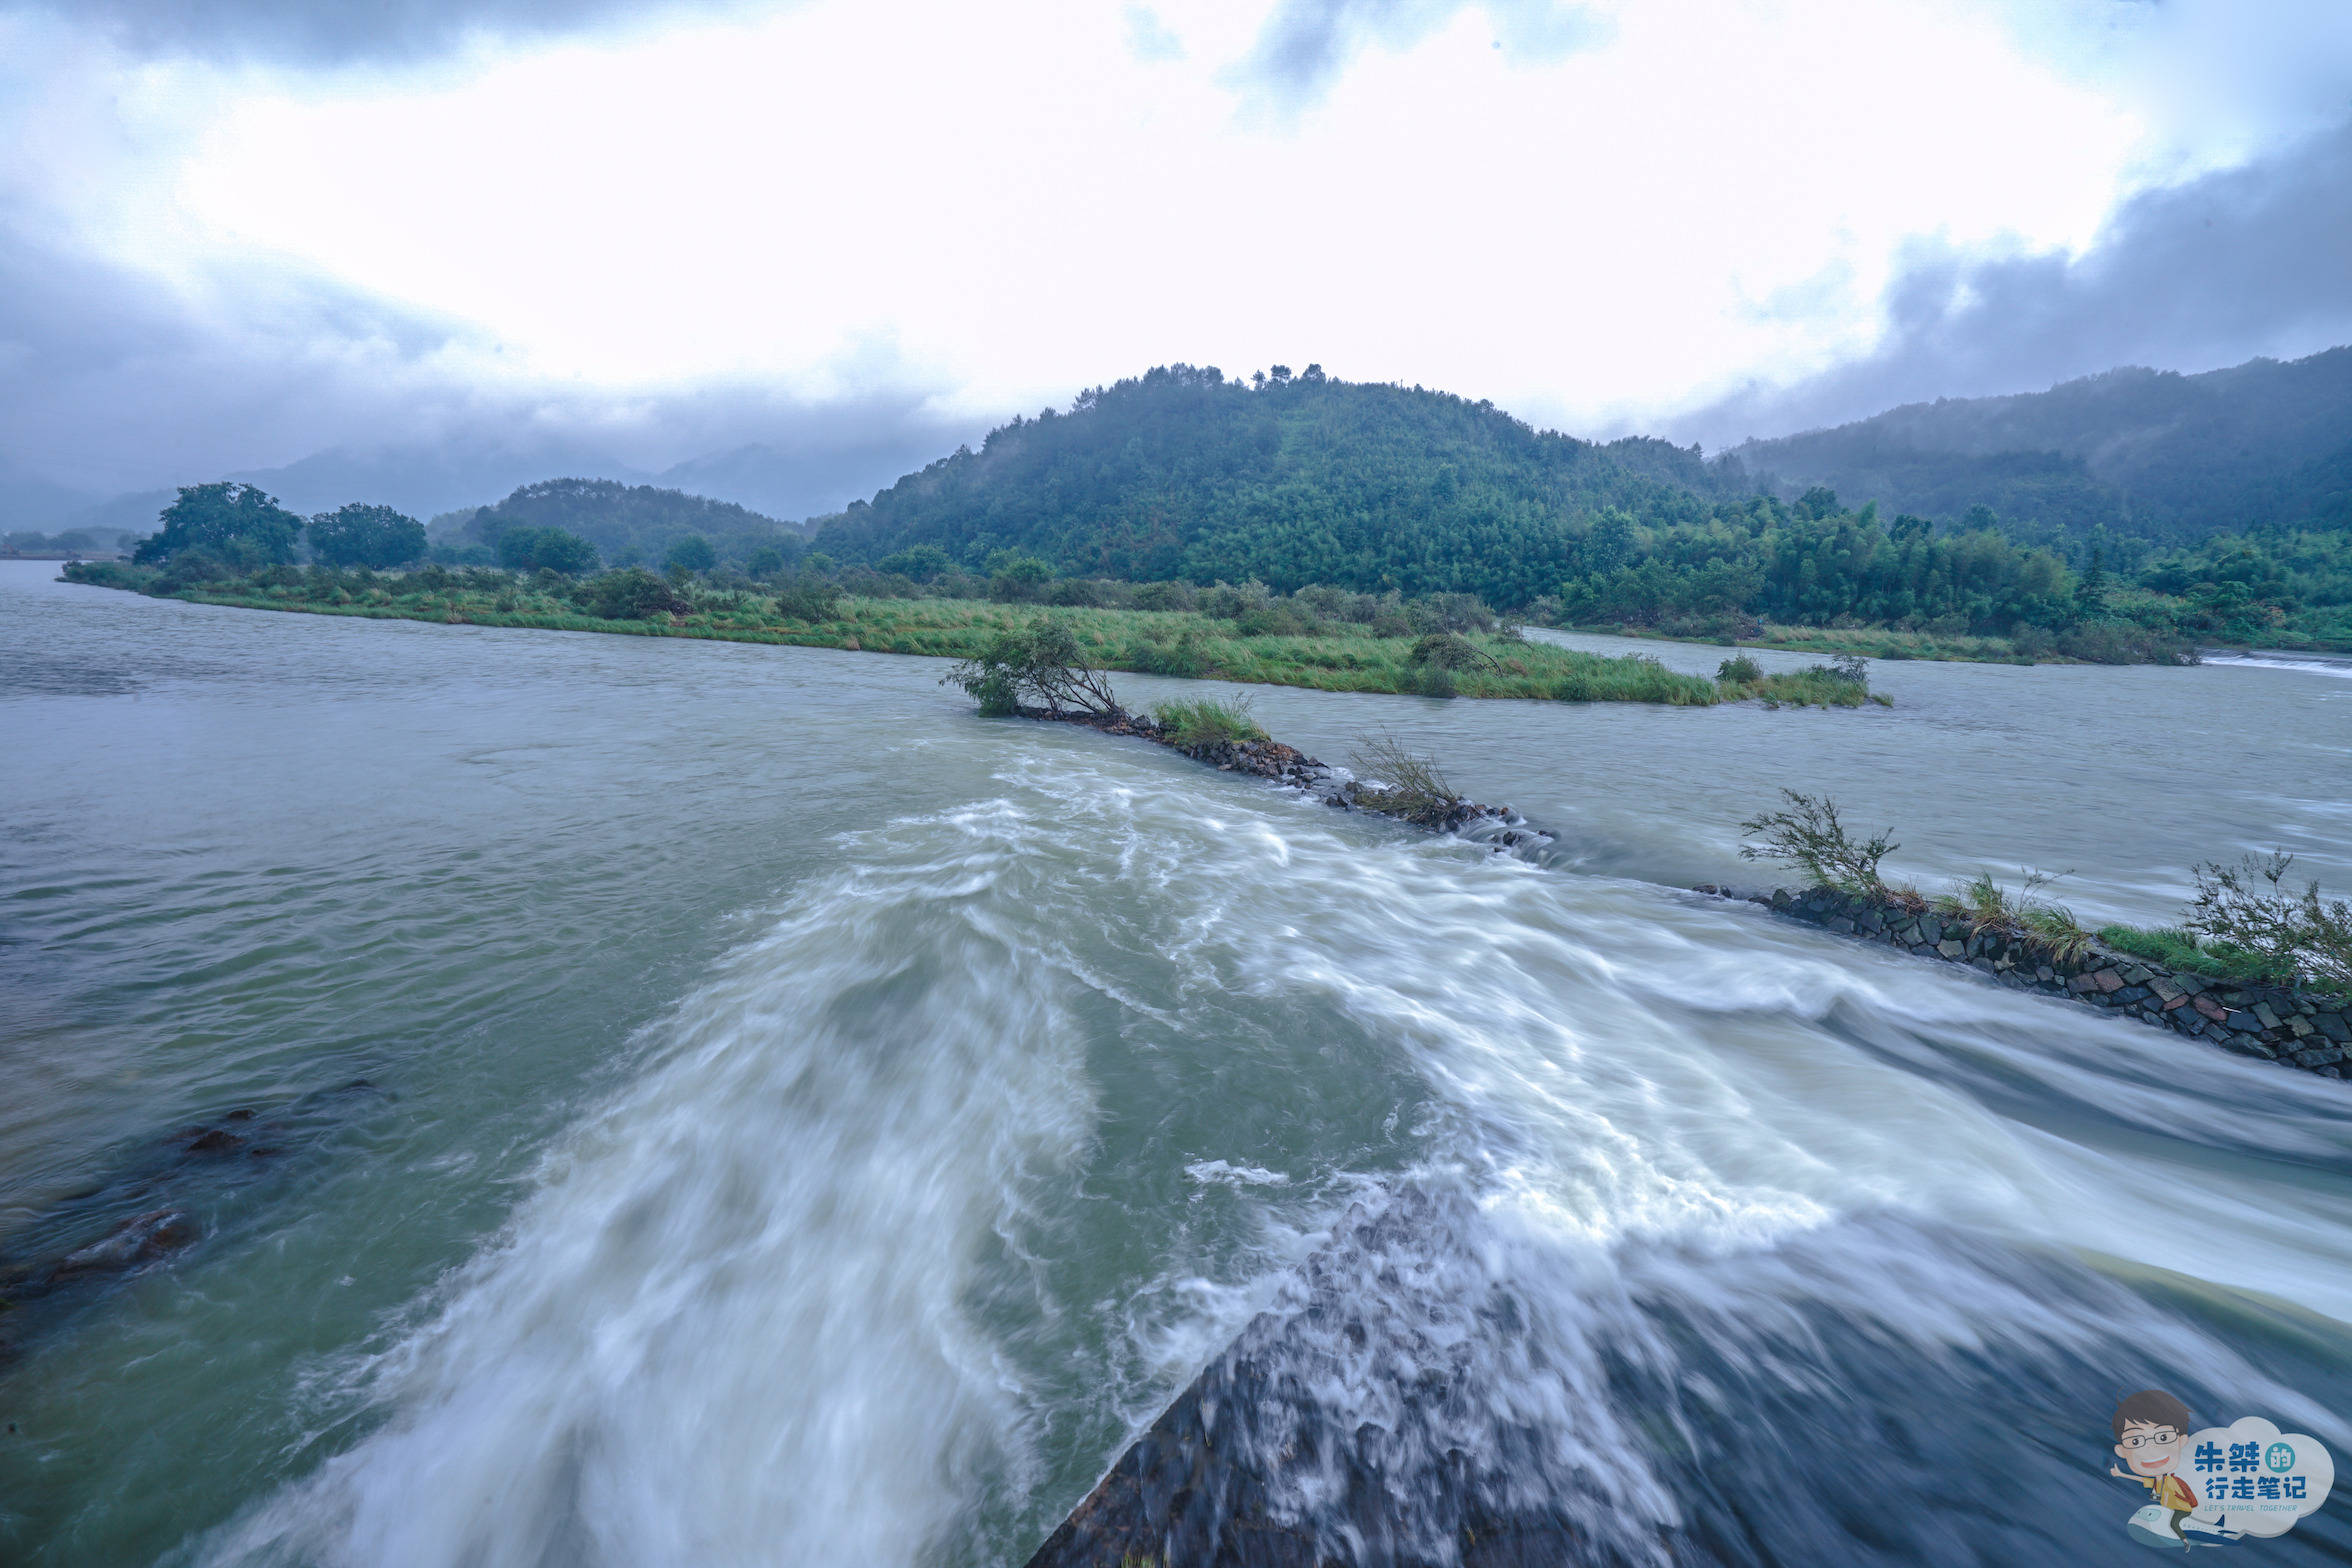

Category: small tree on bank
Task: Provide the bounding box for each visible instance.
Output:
[944,618,1123,718]
[2188,852,2352,990]
[1740,790,1898,895]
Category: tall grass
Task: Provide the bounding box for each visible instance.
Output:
[1153,696,1268,747]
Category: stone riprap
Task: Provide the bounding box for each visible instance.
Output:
[1710,884,2350,1080]
[1035,705,1551,846]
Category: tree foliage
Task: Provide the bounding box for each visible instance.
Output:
[1734,347,2352,543]
[663,534,717,576]
[943,617,1124,718]
[577,566,687,620]
[1740,790,1899,895]
[132,482,303,568]
[496,526,599,575]
[813,364,1728,605]
[464,479,802,569]
[308,502,426,568]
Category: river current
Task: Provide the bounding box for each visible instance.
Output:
[4,559,2350,1565]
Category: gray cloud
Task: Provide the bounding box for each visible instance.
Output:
[1,0,773,64]
[1239,0,1606,108]
[0,225,975,527]
[1679,113,2352,447]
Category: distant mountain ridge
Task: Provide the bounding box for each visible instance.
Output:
[1732,347,2352,540]
[16,431,946,541]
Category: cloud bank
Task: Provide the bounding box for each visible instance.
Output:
[0,0,775,64]
[1238,0,1608,106]
[1683,112,2352,446]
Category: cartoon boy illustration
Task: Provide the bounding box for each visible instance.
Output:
[2111,1390,2200,1547]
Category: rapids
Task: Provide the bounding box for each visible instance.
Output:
[3,560,2348,1565]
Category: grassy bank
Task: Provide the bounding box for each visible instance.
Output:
[1743,793,2350,997]
[64,562,1880,708]
[1565,621,2031,663]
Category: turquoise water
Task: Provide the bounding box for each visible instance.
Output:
[4,561,2349,1565]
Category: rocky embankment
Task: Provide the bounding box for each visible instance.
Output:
[1713,883,2350,1080]
[1034,706,1550,844]
[1022,1187,1644,1568]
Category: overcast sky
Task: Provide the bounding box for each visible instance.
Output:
[3,0,2350,509]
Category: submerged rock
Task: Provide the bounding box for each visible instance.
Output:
[50,1208,197,1278]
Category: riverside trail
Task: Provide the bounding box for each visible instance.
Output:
[4,559,2350,1566]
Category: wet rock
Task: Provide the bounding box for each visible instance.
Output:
[52,1209,196,1278]
[1761,885,2348,1084]
[1022,1189,1668,1568]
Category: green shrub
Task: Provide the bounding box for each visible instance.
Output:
[1409,632,1490,671]
[1126,627,1212,678]
[774,573,843,621]
[1131,580,1196,612]
[1346,730,1463,823]
[2184,852,2351,990]
[1740,790,1898,894]
[581,567,687,621]
[1717,653,1764,684]
[1154,696,1267,747]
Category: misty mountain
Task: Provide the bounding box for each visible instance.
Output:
[653,429,982,525]
[0,459,103,533]
[810,364,1736,604]
[1733,346,2352,541]
[455,479,806,567]
[228,441,656,521]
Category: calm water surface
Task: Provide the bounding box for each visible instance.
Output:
[4,560,2349,1565]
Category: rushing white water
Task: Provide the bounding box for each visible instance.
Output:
[6,562,2350,1567]
[195,749,2352,1566]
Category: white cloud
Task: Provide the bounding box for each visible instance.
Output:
[155,0,2145,423]
[2,0,2350,490]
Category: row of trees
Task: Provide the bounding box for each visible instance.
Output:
[131,483,427,570]
[127,481,773,585]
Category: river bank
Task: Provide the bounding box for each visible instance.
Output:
[1738,882,2349,1079]
[60,562,1880,708]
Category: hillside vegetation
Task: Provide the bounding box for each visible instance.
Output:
[1735,347,2352,544]
[438,479,806,569]
[811,363,1732,604]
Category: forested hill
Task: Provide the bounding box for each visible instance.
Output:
[450,479,804,566]
[1732,346,2352,542]
[809,364,1740,605]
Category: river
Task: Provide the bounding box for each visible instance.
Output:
[4,559,2349,1565]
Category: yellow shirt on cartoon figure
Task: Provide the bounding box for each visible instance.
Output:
[2137,1472,2196,1513]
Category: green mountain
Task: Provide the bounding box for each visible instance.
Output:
[451,478,806,566]
[810,364,1737,607]
[1733,347,2352,543]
